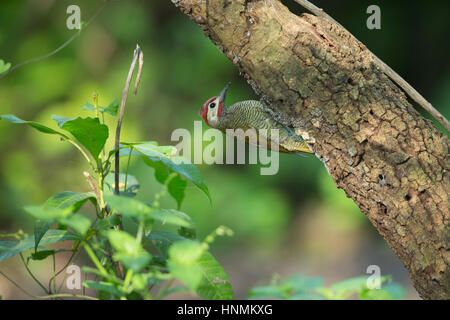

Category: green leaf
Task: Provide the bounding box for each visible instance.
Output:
[167,240,234,300]
[0,59,11,74]
[248,285,285,299]
[359,288,392,300]
[0,230,78,262]
[25,205,91,237]
[288,292,323,300]
[106,229,141,254]
[104,195,192,227]
[80,101,96,112]
[383,283,405,300]
[53,116,108,159]
[146,230,187,259]
[106,230,151,272]
[151,209,192,228]
[83,281,123,297]
[167,240,204,292]
[104,173,139,198]
[103,98,119,116]
[283,273,324,293]
[80,98,119,116]
[0,114,69,139]
[44,191,96,212]
[104,195,150,220]
[59,214,91,236]
[51,115,76,128]
[113,252,152,273]
[195,251,234,300]
[142,158,187,208]
[24,205,68,220]
[329,276,375,299]
[168,176,187,209]
[122,142,210,202]
[34,191,95,251]
[34,220,54,253]
[30,250,55,261]
[359,282,405,300]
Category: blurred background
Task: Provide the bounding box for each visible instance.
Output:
[0,0,449,299]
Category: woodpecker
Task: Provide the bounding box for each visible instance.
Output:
[199,83,313,155]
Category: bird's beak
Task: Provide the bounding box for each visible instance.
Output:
[218,82,231,104]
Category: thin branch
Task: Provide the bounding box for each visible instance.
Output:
[49,249,78,293]
[0,2,107,80]
[36,293,98,300]
[19,253,49,294]
[0,270,37,299]
[134,49,144,95]
[293,0,450,132]
[114,45,143,229]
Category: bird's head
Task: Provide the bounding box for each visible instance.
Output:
[199,82,230,127]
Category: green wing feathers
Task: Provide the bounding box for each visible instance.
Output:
[217,100,313,155]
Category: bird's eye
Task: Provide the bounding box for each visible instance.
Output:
[209,102,216,108]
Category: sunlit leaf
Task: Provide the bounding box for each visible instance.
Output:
[142,158,187,208]
[53,116,108,159]
[122,142,210,202]
[44,191,96,212]
[105,195,192,227]
[103,98,119,116]
[34,191,95,251]
[167,239,234,300]
[25,205,91,237]
[0,114,69,139]
[146,230,187,259]
[106,229,151,272]
[59,214,91,236]
[80,98,119,116]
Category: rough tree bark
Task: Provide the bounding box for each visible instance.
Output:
[171,0,449,299]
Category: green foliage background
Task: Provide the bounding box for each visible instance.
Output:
[0,0,449,299]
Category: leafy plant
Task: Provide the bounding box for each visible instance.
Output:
[0,84,232,299]
[248,273,405,300]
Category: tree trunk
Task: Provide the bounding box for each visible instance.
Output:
[171,0,449,299]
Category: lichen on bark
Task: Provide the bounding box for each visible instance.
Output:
[171,0,449,299]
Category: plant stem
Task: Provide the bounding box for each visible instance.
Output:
[123,149,132,194]
[83,242,109,278]
[66,139,94,168]
[114,45,143,231]
[19,253,48,294]
[52,253,57,294]
[136,219,144,244]
[36,293,98,300]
